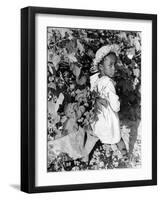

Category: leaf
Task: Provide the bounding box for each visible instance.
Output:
[56,28,73,39]
[48,51,54,62]
[133,78,139,89]
[48,100,56,115]
[68,53,77,63]
[70,64,81,78]
[48,82,56,90]
[54,29,61,40]
[48,63,54,74]
[87,49,95,58]
[75,105,86,119]
[126,48,135,59]
[48,93,64,115]
[133,68,140,78]
[75,89,88,102]
[61,116,67,123]
[76,76,87,85]
[52,53,61,70]
[56,93,64,110]
[100,38,104,44]
[84,38,94,43]
[77,39,84,55]
[128,34,134,46]
[64,103,76,119]
[128,35,141,52]
[66,40,77,54]
[76,109,82,119]
[134,37,141,51]
[117,32,127,40]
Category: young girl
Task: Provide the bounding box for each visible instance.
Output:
[90,44,128,161]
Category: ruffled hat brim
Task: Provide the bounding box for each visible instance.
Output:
[91,44,120,73]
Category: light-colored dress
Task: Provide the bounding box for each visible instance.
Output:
[90,73,121,144]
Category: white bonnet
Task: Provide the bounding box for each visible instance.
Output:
[91,44,120,73]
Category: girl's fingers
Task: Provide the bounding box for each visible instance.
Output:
[97,98,108,108]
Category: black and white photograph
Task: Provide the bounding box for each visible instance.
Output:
[47,27,141,172]
[20,6,157,193]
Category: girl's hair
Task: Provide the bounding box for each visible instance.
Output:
[98,52,117,71]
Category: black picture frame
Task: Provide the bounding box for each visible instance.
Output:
[21,6,157,193]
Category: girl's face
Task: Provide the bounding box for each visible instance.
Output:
[101,55,116,77]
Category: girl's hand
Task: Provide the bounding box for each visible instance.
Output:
[96,97,108,108]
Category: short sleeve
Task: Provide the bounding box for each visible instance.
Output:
[90,72,99,91]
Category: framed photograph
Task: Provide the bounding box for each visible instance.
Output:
[21,6,157,193]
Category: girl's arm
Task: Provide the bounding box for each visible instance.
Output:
[100,79,120,112]
[107,81,120,112]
